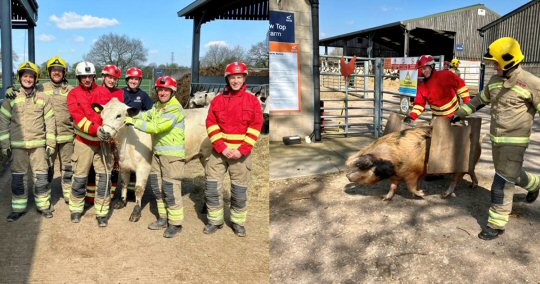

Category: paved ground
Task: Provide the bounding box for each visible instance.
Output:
[270,108,540,283]
[0,137,269,284]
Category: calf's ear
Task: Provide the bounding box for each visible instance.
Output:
[92,103,104,113]
[127,107,140,117]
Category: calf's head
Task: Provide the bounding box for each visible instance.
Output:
[92,98,140,138]
[346,153,396,184]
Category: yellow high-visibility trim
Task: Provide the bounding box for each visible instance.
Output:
[431,96,457,111]
[511,85,531,100]
[77,117,89,129]
[411,109,422,116]
[247,128,260,137]
[525,172,540,192]
[244,136,256,146]
[44,109,55,119]
[432,103,459,116]
[0,133,9,141]
[489,134,529,144]
[224,143,241,149]
[461,104,474,115]
[223,134,246,141]
[0,106,11,118]
[480,90,490,104]
[207,125,220,134]
[413,105,424,111]
[210,132,223,143]
[456,86,469,95]
[488,82,503,91]
[82,120,91,133]
[488,209,509,228]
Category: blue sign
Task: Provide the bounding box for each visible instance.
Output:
[455,43,464,52]
[269,11,295,43]
[155,69,163,76]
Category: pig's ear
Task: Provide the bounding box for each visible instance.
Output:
[354,154,375,170]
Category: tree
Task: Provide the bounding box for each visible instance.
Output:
[200,45,246,68]
[84,33,148,72]
[247,41,268,68]
[0,50,19,62]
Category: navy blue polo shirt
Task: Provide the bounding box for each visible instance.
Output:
[123,87,153,111]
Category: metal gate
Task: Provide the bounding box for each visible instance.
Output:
[318,55,449,139]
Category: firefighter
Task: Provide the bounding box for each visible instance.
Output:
[204,62,263,237]
[123,67,153,111]
[43,56,75,203]
[404,55,471,123]
[124,76,186,238]
[449,58,461,76]
[453,37,540,240]
[0,61,56,221]
[67,61,122,227]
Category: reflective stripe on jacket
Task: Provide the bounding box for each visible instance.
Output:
[133,96,185,158]
[0,86,56,149]
[459,66,540,146]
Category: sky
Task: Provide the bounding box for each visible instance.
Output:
[6,0,268,68]
[4,0,532,69]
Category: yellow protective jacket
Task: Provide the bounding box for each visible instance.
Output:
[132,97,185,158]
[42,81,74,144]
[0,86,56,149]
[460,66,540,146]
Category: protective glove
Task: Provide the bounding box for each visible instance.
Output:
[450,115,461,123]
[4,86,19,100]
[1,148,12,159]
[124,116,134,126]
[46,146,56,157]
[452,108,467,124]
[403,115,414,125]
[97,126,110,141]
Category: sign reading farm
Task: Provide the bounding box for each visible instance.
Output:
[269,11,295,43]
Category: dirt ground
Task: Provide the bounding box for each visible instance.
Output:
[270,106,540,282]
[0,136,269,283]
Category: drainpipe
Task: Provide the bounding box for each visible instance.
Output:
[310,0,321,141]
[479,30,486,91]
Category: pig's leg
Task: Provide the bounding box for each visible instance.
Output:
[442,173,464,198]
[405,175,425,198]
[383,180,400,201]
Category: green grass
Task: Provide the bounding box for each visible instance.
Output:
[2,78,155,94]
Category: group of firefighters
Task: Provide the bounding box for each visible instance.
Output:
[404,37,540,240]
[0,58,262,239]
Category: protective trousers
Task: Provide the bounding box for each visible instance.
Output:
[49,142,74,201]
[488,145,540,229]
[10,148,50,212]
[205,150,252,226]
[149,155,185,226]
[69,140,114,217]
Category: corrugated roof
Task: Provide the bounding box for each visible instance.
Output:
[479,0,539,31]
[178,0,268,24]
[321,4,498,43]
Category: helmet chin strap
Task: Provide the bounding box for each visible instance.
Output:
[502,64,518,78]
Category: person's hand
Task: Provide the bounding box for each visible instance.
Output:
[46,146,55,157]
[97,126,110,141]
[124,117,134,126]
[1,148,12,159]
[222,148,233,159]
[4,86,19,100]
[403,115,413,124]
[229,149,242,160]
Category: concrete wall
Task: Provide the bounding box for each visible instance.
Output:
[269,0,314,141]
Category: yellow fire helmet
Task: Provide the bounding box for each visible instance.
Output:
[450,58,459,68]
[484,37,524,71]
[47,56,68,72]
[17,61,40,81]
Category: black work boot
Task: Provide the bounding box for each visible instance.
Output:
[6,212,25,222]
[478,226,505,240]
[97,216,108,227]
[232,223,246,237]
[163,225,182,238]
[40,208,54,219]
[203,223,223,235]
[148,218,168,230]
[526,189,539,203]
[71,212,82,223]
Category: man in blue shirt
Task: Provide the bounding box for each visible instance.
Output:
[123,67,153,111]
